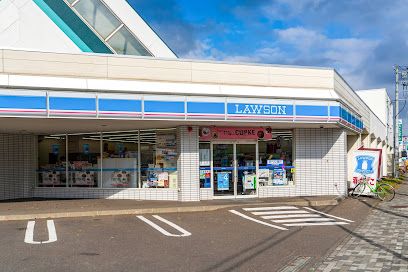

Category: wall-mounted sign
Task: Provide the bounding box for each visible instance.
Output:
[200,127,272,141]
[227,103,293,116]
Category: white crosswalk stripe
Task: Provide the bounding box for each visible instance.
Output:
[231,205,354,229]
[252,210,309,215]
[243,206,298,211]
[283,222,349,227]
[272,218,334,223]
[261,214,321,219]
[303,207,354,223]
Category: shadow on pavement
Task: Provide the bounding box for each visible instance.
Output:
[200,202,341,272]
[199,225,305,272]
[395,192,408,197]
[201,196,407,272]
[357,198,408,219]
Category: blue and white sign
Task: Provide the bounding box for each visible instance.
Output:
[217,172,230,191]
[0,89,363,133]
[351,150,381,192]
[227,103,293,116]
[267,159,284,167]
[354,155,375,175]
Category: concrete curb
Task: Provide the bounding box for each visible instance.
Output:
[0,198,339,221]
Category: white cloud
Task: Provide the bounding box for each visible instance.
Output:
[276,27,325,50]
[261,0,325,19]
[222,47,284,63]
[273,27,380,89]
[182,39,217,60]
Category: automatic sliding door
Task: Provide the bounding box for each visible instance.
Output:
[213,144,234,196]
[236,144,257,195]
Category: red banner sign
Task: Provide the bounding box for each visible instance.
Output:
[199,127,272,140]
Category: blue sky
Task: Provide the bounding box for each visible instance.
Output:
[127,0,408,131]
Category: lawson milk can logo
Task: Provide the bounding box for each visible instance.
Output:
[230,103,288,115]
[355,155,375,175]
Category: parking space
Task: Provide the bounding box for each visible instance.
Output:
[0,198,376,272]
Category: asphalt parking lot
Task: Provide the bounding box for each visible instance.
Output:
[0,198,376,272]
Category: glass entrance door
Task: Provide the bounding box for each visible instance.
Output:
[213,144,234,196]
[236,144,257,196]
[212,143,257,198]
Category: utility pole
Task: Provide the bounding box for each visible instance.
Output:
[394,65,408,177]
[394,65,399,178]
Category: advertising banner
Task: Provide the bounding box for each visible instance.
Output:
[243,174,256,190]
[351,149,382,194]
[217,172,230,190]
[272,169,286,185]
[200,127,272,141]
[267,159,284,168]
[199,148,210,166]
[200,170,211,188]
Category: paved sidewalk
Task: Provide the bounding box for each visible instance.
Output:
[315,181,408,272]
[0,195,338,221]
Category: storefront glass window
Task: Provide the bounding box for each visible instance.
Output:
[37,135,67,187]
[100,131,139,188]
[140,129,178,189]
[199,143,211,188]
[67,134,100,187]
[258,130,294,186]
[37,128,178,189]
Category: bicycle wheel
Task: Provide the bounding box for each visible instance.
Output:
[377,183,395,201]
[351,183,366,198]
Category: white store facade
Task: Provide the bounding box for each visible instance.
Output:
[0,0,394,201]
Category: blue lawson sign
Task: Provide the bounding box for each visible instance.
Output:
[217,172,230,191]
[0,92,364,132]
[355,155,375,175]
[227,103,294,116]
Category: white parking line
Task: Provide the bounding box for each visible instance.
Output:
[243,206,299,211]
[252,210,309,216]
[229,210,288,230]
[24,220,57,244]
[272,218,335,223]
[303,207,354,223]
[283,222,349,226]
[137,215,191,237]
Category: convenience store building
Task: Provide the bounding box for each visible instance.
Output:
[0,0,393,201]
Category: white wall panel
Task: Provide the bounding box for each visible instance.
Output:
[0,133,36,200]
[177,126,200,201]
[199,188,213,200]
